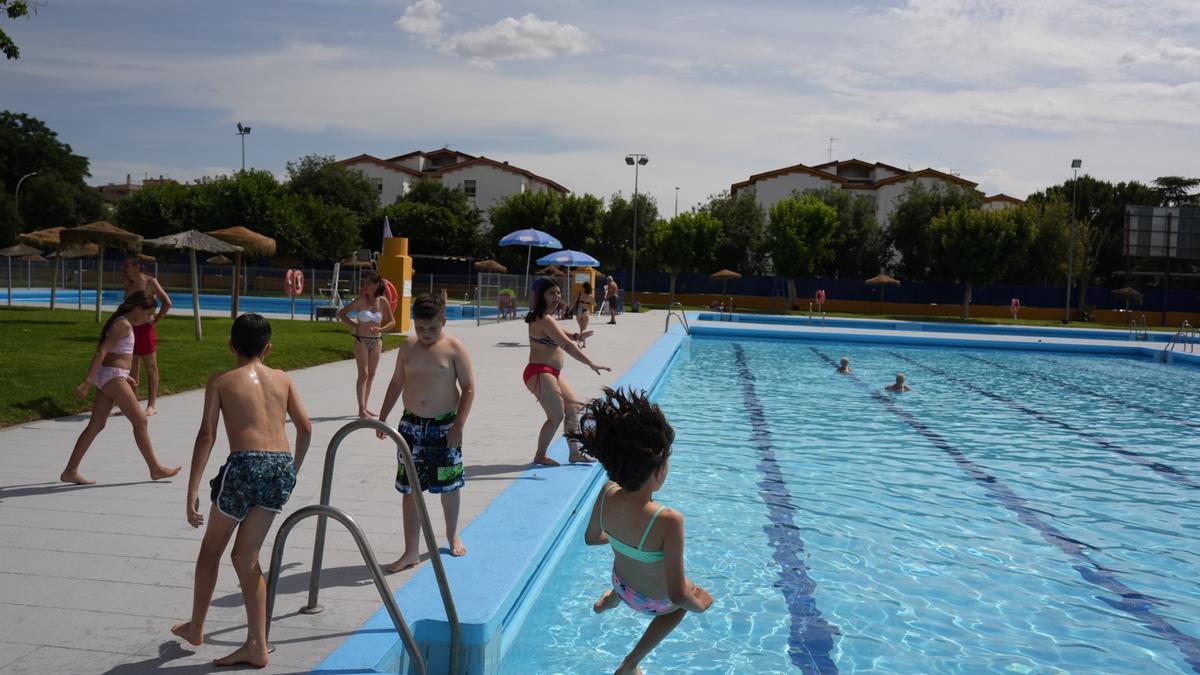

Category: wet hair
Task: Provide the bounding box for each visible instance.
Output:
[362,271,384,298]
[582,281,593,295]
[566,387,674,491]
[100,291,156,345]
[524,277,559,323]
[231,313,272,358]
[896,372,907,381]
[412,293,445,321]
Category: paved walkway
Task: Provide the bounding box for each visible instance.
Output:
[0,310,666,674]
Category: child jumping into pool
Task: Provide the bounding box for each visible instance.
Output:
[377,293,476,570]
[570,387,714,675]
[171,313,312,668]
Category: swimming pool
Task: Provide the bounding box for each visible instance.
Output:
[499,337,1200,673]
[1,289,498,320]
[697,312,1174,342]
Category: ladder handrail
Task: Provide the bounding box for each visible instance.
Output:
[665,301,690,334]
[302,418,461,673]
[1163,320,1196,355]
[266,504,429,675]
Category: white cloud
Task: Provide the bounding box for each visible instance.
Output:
[442,14,596,66]
[394,0,444,41]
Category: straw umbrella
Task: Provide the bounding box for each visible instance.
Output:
[1111,286,1144,312]
[60,221,143,322]
[207,254,233,265]
[206,227,277,319]
[52,244,100,310]
[19,227,66,309]
[865,273,900,314]
[142,230,243,340]
[710,268,741,305]
[0,244,42,307]
[473,259,507,273]
[535,265,566,278]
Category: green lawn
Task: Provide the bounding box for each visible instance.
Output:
[0,308,400,427]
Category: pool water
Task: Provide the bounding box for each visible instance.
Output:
[500,338,1200,673]
[2,289,498,319]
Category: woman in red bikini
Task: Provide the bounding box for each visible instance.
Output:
[524,277,610,466]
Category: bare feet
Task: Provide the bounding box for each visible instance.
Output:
[145,405,157,417]
[213,640,269,668]
[448,535,467,557]
[150,465,182,480]
[60,470,96,485]
[365,408,378,417]
[386,552,421,573]
[569,450,595,464]
[593,589,620,614]
[170,621,203,646]
[533,455,560,467]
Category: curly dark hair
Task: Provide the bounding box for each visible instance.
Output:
[566,387,674,490]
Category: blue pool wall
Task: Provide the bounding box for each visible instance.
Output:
[314,328,688,674]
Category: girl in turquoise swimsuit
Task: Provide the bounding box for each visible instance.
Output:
[571,387,714,675]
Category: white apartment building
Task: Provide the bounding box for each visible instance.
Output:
[337,148,569,218]
[731,159,1021,227]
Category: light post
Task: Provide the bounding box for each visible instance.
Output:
[236,122,252,171]
[674,186,679,218]
[625,153,649,312]
[1064,158,1081,323]
[14,171,37,221]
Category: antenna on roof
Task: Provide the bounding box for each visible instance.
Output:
[827,138,838,163]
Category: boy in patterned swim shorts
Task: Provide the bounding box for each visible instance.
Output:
[170,314,312,668]
[378,293,476,572]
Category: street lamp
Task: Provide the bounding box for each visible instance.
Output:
[625,153,649,312]
[1064,158,1082,323]
[674,186,679,218]
[14,171,37,221]
[236,122,252,171]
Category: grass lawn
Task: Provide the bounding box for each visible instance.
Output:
[0,307,401,428]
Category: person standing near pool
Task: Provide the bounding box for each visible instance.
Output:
[62,291,181,485]
[572,281,595,348]
[123,256,172,416]
[337,272,396,418]
[603,275,620,324]
[376,293,475,570]
[525,277,610,466]
[572,387,714,675]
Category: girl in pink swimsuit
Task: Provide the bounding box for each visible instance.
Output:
[61,291,181,485]
[571,387,714,675]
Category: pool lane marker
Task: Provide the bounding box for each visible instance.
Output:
[733,344,840,675]
[962,353,1200,431]
[890,351,1199,490]
[810,347,1200,674]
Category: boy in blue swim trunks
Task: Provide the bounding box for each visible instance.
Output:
[171,314,312,668]
[378,293,476,571]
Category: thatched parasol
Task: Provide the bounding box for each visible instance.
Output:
[474,259,507,273]
[866,273,900,314]
[710,268,742,298]
[19,227,75,310]
[207,254,233,265]
[143,230,244,339]
[59,221,143,322]
[0,244,42,307]
[1111,286,1144,312]
[535,265,566,277]
[206,227,277,319]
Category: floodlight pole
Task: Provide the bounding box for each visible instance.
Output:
[14,172,37,222]
[1064,159,1081,323]
[625,154,648,312]
[236,123,252,171]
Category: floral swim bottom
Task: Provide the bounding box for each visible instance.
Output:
[210,451,297,521]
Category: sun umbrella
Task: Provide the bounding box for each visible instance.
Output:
[865,273,900,314]
[710,268,742,298]
[207,254,233,265]
[18,227,69,310]
[499,228,562,294]
[206,227,277,319]
[1111,286,1144,312]
[143,230,243,339]
[60,221,143,322]
[536,250,600,306]
[473,259,507,273]
[0,244,42,307]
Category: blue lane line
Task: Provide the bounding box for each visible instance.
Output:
[732,344,840,674]
[890,351,1200,490]
[1040,354,1195,399]
[810,347,1200,673]
[962,353,1200,431]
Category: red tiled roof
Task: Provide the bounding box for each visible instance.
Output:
[336,154,422,176]
[984,193,1024,204]
[871,168,978,189]
[437,156,569,194]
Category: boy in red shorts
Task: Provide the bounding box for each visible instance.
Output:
[123,256,172,415]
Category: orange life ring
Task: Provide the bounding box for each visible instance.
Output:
[382,279,399,314]
[286,269,304,297]
[816,289,826,304]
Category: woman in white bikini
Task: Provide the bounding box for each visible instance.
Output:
[338,272,396,418]
[62,291,182,484]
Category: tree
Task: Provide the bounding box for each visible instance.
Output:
[114,181,197,239]
[281,194,360,261]
[0,111,99,244]
[381,201,485,257]
[643,211,722,300]
[1153,176,1200,207]
[2,1,30,60]
[928,208,1020,318]
[886,181,982,280]
[765,194,838,309]
[286,154,379,218]
[598,193,658,274]
[808,186,886,278]
[701,190,768,275]
[1004,200,1071,286]
[557,193,604,253]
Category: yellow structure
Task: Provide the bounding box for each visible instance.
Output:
[378,237,413,333]
[568,267,597,307]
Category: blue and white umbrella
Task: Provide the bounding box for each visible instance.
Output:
[536,250,600,305]
[499,228,562,294]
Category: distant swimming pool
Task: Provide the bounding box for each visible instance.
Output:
[500,337,1200,673]
[1,289,498,320]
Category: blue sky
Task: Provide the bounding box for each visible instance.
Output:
[3,0,1198,212]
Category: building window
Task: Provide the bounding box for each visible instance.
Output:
[372,178,383,194]
[463,179,476,198]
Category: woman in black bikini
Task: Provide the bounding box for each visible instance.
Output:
[524,277,610,466]
[338,272,395,418]
[572,281,595,348]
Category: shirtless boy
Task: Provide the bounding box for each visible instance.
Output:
[836,357,852,374]
[377,294,475,571]
[123,256,172,415]
[171,314,311,668]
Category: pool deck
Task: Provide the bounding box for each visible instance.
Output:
[0,310,666,674]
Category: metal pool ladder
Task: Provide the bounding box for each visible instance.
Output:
[1162,320,1197,359]
[264,418,461,675]
[807,301,826,327]
[1128,313,1148,340]
[665,301,691,334]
